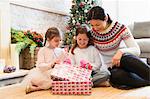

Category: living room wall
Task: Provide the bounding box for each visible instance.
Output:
[102,0,150,25]
[0,0,72,66]
[10,0,71,35]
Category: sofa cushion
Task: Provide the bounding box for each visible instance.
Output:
[132,21,150,38]
[135,38,150,53]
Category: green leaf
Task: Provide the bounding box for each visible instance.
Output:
[11,28,43,57]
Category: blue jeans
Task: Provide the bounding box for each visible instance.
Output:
[109,53,150,89]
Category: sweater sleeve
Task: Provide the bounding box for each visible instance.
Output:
[36,48,55,72]
[119,28,141,56]
[90,47,102,71]
[69,51,76,66]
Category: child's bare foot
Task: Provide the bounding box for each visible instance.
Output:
[25,85,33,94]
[25,84,40,94]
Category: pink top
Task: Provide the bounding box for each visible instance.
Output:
[36,46,65,71]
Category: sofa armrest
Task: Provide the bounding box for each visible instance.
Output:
[132,21,150,39]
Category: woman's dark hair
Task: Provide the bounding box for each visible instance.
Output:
[87,6,112,24]
[71,25,94,54]
[43,27,60,46]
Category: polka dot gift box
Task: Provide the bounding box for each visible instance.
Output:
[51,81,92,95]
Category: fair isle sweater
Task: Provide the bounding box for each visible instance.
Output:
[91,21,140,68]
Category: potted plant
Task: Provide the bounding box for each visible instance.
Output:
[11,28,43,57]
[11,28,43,69]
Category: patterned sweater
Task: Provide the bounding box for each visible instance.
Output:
[91,21,140,67]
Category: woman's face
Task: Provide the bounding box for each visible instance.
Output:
[48,36,61,48]
[90,19,107,32]
[76,33,89,49]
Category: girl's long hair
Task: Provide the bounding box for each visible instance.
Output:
[71,25,94,54]
[43,27,60,46]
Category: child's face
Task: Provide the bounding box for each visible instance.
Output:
[76,33,89,49]
[48,36,61,48]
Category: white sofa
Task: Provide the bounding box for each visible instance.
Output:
[128,21,150,65]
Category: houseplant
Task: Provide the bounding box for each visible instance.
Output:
[11,28,43,57]
[11,28,43,69]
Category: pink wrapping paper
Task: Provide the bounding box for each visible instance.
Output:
[51,64,92,81]
[51,81,92,95]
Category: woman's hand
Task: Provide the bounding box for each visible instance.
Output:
[112,50,123,67]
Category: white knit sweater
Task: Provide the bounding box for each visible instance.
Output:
[69,46,102,71]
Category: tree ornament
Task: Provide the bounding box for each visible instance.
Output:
[79,2,86,8]
[76,22,80,26]
[84,9,88,13]
[72,20,76,24]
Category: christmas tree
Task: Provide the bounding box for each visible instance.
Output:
[63,0,97,47]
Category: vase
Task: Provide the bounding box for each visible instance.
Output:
[10,44,20,71]
[0,59,5,73]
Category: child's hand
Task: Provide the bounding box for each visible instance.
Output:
[63,58,71,65]
[54,59,61,64]
[51,59,61,68]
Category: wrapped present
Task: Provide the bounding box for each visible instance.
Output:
[80,59,92,70]
[51,64,92,81]
[63,58,71,65]
[51,81,92,95]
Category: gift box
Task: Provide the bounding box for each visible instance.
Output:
[51,64,92,81]
[51,81,92,95]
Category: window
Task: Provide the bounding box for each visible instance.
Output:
[102,0,150,25]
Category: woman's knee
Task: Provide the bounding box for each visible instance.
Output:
[121,53,140,63]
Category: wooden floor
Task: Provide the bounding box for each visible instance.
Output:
[0,84,150,99]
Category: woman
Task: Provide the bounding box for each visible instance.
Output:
[87,6,150,89]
